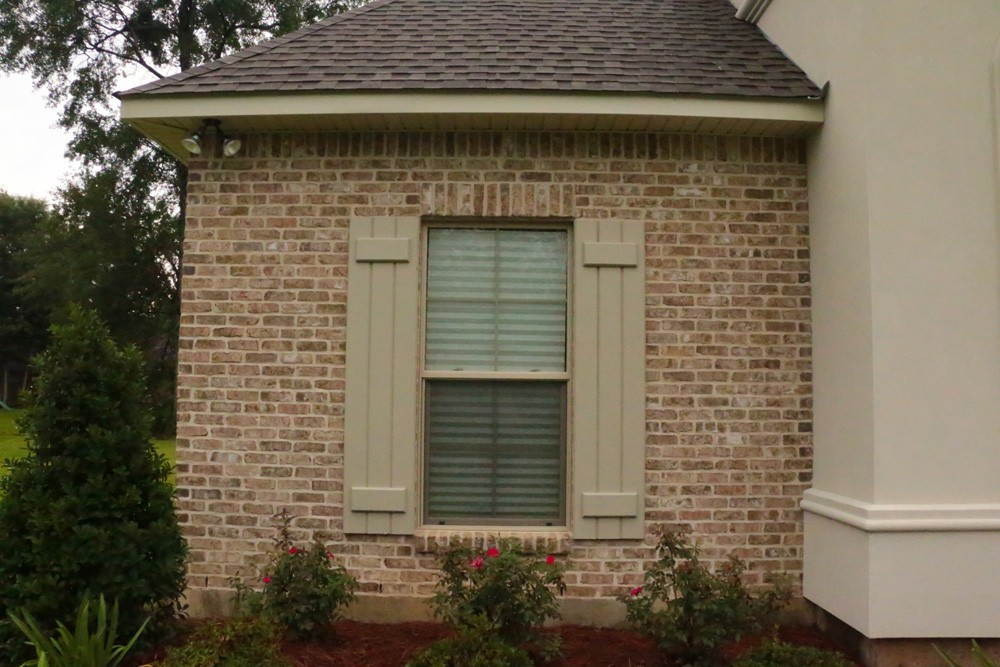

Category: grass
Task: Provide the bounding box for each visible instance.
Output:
[0,409,24,463]
[0,409,177,481]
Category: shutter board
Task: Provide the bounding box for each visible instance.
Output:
[344,216,419,535]
[572,220,646,540]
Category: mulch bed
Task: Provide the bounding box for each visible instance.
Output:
[133,620,864,666]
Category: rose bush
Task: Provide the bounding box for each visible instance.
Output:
[621,528,790,667]
[408,540,567,666]
[232,509,357,639]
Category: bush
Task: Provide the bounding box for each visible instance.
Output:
[620,529,789,667]
[0,307,187,666]
[157,615,290,667]
[732,640,853,667]
[232,509,357,638]
[407,622,534,667]
[409,540,567,666]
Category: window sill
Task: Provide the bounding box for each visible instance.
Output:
[414,527,573,555]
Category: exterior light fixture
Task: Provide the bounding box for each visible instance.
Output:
[182,118,242,157]
[180,130,203,155]
[222,137,242,157]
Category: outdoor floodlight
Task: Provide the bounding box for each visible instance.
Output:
[222,137,243,157]
[182,118,242,157]
[180,131,203,155]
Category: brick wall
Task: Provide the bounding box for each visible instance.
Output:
[178,131,810,604]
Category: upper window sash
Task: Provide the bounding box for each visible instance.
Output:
[425,228,568,373]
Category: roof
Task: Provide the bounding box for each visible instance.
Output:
[119,0,820,99]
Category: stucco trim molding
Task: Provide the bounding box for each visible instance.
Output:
[802,489,1000,532]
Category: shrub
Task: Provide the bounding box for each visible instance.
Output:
[157,615,290,667]
[8,595,148,667]
[620,529,789,667]
[232,509,357,638]
[407,621,534,667]
[409,540,567,666]
[0,307,186,666]
[732,639,853,667]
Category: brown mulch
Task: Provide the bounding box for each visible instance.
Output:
[272,621,666,666]
[134,620,863,667]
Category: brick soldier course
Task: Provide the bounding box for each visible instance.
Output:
[176,130,810,608]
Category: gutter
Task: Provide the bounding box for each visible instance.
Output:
[735,0,772,24]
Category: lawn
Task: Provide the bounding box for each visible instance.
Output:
[0,409,177,479]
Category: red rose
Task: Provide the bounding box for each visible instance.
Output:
[262,576,272,584]
[546,554,556,565]
[487,547,500,558]
[326,552,334,559]
[630,586,643,596]
[289,547,297,555]
[470,556,484,570]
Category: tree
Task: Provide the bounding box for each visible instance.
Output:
[0,0,363,427]
[0,307,187,666]
[0,192,51,403]
[18,152,183,430]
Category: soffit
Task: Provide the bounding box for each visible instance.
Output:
[122,91,824,163]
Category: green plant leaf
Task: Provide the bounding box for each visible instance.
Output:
[9,596,149,667]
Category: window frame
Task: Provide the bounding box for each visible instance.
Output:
[418,217,574,528]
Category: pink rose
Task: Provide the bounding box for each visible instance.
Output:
[470,556,484,570]
[487,547,500,558]
[326,552,334,559]
[289,547,297,555]
[546,554,556,565]
[262,576,272,584]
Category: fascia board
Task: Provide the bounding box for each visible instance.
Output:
[121,91,824,125]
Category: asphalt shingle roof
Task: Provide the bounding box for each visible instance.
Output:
[120,0,820,99]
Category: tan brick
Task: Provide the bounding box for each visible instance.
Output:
[178,131,811,599]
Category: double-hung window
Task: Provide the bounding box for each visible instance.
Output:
[422,226,569,526]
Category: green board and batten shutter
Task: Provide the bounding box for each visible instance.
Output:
[572,219,646,539]
[344,216,420,534]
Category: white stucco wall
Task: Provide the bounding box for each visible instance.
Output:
[749,0,1000,638]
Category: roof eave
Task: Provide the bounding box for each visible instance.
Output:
[120,90,825,163]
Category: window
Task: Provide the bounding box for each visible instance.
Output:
[422,227,569,525]
[344,215,644,539]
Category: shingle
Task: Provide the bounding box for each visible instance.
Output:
[119,0,820,99]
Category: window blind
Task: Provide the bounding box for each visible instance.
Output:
[425,381,564,523]
[426,229,567,372]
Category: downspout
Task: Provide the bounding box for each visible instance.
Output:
[735,0,772,24]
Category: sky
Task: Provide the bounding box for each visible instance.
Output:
[0,72,74,202]
[0,69,154,203]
